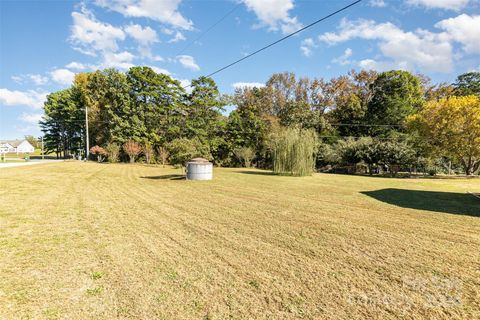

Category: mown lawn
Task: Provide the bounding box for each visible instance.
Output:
[0,162,479,319]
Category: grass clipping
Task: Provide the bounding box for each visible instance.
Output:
[272,127,317,176]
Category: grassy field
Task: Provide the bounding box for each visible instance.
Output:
[1,162,479,319]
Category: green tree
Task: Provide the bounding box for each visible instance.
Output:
[328,70,378,136]
[105,143,120,163]
[227,87,273,167]
[186,76,226,162]
[366,70,423,135]
[40,89,83,158]
[78,69,133,146]
[374,139,415,176]
[126,66,186,145]
[271,127,317,176]
[266,72,330,133]
[166,138,211,167]
[234,147,255,168]
[143,142,154,164]
[334,137,372,173]
[454,72,480,96]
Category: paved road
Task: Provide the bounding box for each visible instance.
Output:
[0,160,63,168]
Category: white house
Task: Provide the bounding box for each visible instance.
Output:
[0,140,35,153]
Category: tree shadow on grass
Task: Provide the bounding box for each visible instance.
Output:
[141,174,185,181]
[236,170,277,176]
[362,188,480,217]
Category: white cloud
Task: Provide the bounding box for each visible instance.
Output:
[369,0,386,7]
[319,18,454,73]
[11,74,49,85]
[125,23,160,59]
[168,31,186,43]
[124,23,158,45]
[70,6,125,56]
[178,79,192,92]
[66,62,88,70]
[241,0,302,34]
[95,0,193,30]
[300,38,316,57]
[0,89,48,109]
[177,55,200,71]
[102,51,135,69]
[435,14,480,53]
[332,48,353,65]
[19,112,44,125]
[358,59,409,71]
[29,74,49,85]
[232,82,265,89]
[11,76,23,83]
[50,69,76,86]
[161,27,174,35]
[406,0,471,11]
[149,66,171,75]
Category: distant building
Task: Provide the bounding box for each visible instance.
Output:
[0,140,35,153]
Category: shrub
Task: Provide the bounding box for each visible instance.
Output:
[375,140,415,176]
[156,146,169,167]
[143,142,154,164]
[105,143,120,163]
[234,147,255,168]
[123,140,141,163]
[271,127,317,176]
[334,137,372,173]
[90,145,107,163]
[166,138,211,167]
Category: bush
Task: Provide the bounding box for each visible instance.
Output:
[166,138,211,167]
[143,142,154,164]
[90,145,107,163]
[375,140,415,176]
[123,140,141,163]
[234,147,255,168]
[271,127,317,176]
[156,146,169,167]
[335,137,373,173]
[105,143,120,163]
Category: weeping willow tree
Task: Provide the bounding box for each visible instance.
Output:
[272,127,318,176]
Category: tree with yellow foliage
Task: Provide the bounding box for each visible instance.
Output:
[408,96,480,175]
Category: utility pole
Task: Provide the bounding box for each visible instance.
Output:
[41,136,44,160]
[85,106,89,161]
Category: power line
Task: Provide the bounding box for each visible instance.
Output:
[319,135,406,141]
[176,2,242,56]
[46,120,404,128]
[197,0,363,82]
[330,123,402,127]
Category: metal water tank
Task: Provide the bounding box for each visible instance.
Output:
[186,158,213,180]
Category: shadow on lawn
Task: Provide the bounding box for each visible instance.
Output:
[236,170,277,176]
[141,174,185,180]
[362,188,480,217]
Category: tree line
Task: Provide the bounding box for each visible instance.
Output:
[40,67,480,176]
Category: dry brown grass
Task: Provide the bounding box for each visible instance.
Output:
[0,162,479,319]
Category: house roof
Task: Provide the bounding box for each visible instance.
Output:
[0,140,26,147]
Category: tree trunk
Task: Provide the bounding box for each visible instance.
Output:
[473,160,480,175]
[463,157,474,175]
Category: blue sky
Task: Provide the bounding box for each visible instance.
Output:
[1,0,479,139]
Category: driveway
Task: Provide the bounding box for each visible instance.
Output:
[0,160,63,169]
